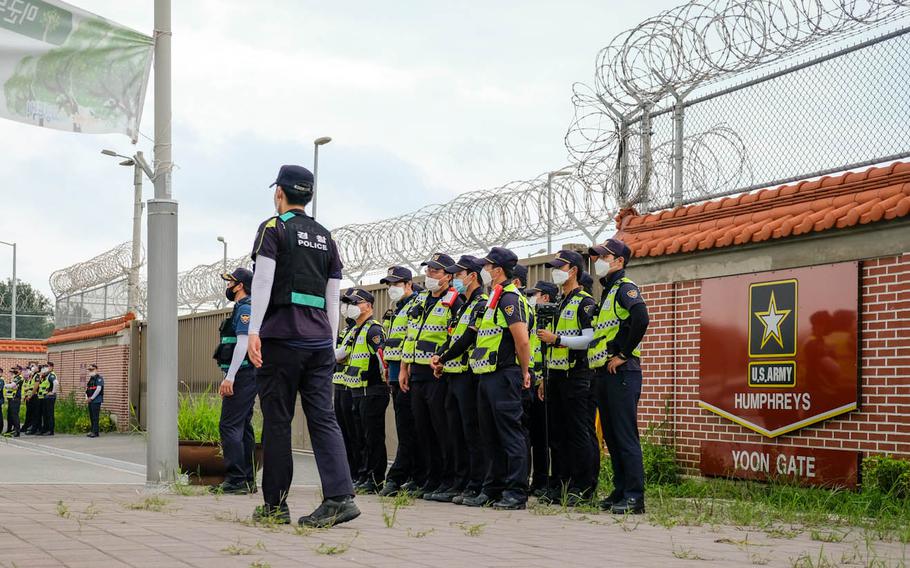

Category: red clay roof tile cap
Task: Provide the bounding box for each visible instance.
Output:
[739,192,759,205]
[688,203,707,215]
[893,162,910,174]
[779,184,799,197]
[844,170,869,183]
[867,164,891,179]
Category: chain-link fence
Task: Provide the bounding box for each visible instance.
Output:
[54,277,129,328]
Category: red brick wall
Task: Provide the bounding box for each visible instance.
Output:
[48,343,131,431]
[0,354,44,374]
[636,254,910,474]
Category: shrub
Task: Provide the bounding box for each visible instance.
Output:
[15,391,116,434]
[862,455,910,498]
[176,388,263,444]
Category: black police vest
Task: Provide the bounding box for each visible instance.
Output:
[213,304,250,368]
[270,211,332,310]
[86,376,100,398]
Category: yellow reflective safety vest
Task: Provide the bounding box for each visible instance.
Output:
[383,294,420,362]
[332,320,381,388]
[546,289,593,371]
[443,290,488,374]
[403,289,459,366]
[588,276,641,369]
[470,283,522,375]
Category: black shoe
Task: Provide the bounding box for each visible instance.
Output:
[453,489,478,506]
[565,493,593,507]
[378,482,400,497]
[252,504,290,525]
[400,480,420,492]
[42,432,54,436]
[462,492,496,508]
[357,480,380,495]
[610,497,645,515]
[538,487,563,504]
[492,496,527,510]
[425,488,459,503]
[420,485,441,501]
[211,481,255,495]
[531,486,548,498]
[298,497,361,528]
[12,432,19,438]
[599,492,622,511]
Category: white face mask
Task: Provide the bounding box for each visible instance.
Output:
[551,268,570,286]
[595,258,611,277]
[387,286,405,302]
[344,304,362,319]
[527,296,538,307]
[480,268,493,286]
[425,277,442,292]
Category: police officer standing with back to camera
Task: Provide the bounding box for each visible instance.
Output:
[588,238,650,514]
[333,311,363,485]
[463,247,531,510]
[536,249,599,505]
[85,363,105,437]
[212,267,258,494]
[336,288,388,494]
[400,253,462,499]
[378,267,422,497]
[246,164,359,528]
[523,280,559,496]
[430,255,488,504]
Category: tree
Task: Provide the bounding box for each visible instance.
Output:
[0,278,55,340]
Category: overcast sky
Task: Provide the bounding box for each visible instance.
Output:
[0,0,681,300]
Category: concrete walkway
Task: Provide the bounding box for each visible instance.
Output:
[0,435,906,567]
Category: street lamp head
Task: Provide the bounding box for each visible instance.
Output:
[314,136,332,146]
[101,149,118,156]
[216,236,226,243]
[119,159,135,167]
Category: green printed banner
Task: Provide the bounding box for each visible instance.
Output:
[0,0,153,140]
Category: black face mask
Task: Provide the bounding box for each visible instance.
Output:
[344,317,356,327]
[225,284,238,302]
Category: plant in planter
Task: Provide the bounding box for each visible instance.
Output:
[177,389,263,486]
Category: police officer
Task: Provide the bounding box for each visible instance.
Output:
[211,267,258,494]
[523,281,558,495]
[400,253,462,498]
[22,363,38,435]
[536,249,599,504]
[588,238,650,514]
[4,366,22,436]
[463,247,531,510]
[246,164,360,527]
[0,367,5,432]
[333,316,363,486]
[378,267,422,497]
[39,363,58,436]
[85,363,104,437]
[337,288,388,494]
[430,255,488,504]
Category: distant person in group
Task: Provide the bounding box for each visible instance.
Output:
[212,267,258,495]
[0,367,5,433]
[4,366,22,436]
[39,363,58,436]
[22,362,38,435]
[246,165,359,527]
[85,364,104,438]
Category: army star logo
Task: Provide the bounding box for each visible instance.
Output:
[240,314,251,324]
[627,289,639,298]
[753,291,791,349]
[504,305,515,317]
[372,334,381,345]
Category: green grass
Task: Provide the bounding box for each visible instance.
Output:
[11,392,116,434]
[123,495,172,512]
[176,387,263,443]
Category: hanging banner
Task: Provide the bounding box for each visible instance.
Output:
[0,0,153,140]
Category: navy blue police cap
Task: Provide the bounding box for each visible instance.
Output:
[547,249,585,271]
[421,252,455,270]
[380,266,413,284]
[445,255,484,276]
[221,267,254,290]
[342,288,375,304]
[526,280,558,299]
[482,246,518,269]
[589,238,632,264]
[270,165,314,191]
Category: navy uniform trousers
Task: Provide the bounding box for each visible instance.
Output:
[385,382,418,486]
[220,365,257,486]
[476,366,528,501]
[592,367,644,502]
[256,341,354,508]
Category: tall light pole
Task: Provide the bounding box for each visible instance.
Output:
[0,240,15,339]
[312,136,332,219]
[216,236,227,274]
[146,0,179,487]
[102,150,152,316]
[546,169,573,254]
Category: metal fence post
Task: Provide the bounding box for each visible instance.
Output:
[672,96,685,207]
[617,117,630,205]
[639,105,652,212]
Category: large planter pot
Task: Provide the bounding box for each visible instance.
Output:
[178,440,264,486]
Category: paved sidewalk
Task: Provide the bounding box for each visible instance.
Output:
[0,483,907,568]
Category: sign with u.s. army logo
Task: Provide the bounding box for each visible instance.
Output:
[699,262,859,441]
